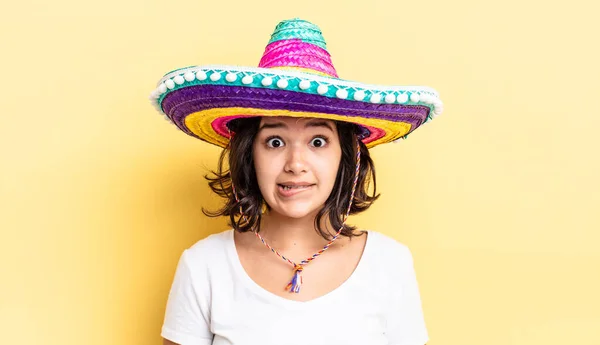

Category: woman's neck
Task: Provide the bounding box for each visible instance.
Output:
[258,210,337,252]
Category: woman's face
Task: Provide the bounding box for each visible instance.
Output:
[253,116,342,220]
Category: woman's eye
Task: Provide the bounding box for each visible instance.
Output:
[310,137,328,148]
[266,137,284,148]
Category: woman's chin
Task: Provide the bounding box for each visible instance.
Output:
[269,204,320,220]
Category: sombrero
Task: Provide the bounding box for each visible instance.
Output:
[149,18,443,148]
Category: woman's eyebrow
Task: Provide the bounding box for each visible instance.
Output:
[258,122,287,131]
[258,120,334,132]
[305,120,334,132]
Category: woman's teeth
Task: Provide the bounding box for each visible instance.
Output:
[280,185,311,190]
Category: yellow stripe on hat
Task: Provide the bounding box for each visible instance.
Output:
[184,107,412,148]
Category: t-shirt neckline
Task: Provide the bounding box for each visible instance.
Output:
[226,229,375,309]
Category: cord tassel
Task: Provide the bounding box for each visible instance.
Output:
[286,265,304,293]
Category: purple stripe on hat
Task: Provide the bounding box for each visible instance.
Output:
[162,85,430,137]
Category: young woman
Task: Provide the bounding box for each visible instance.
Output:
[149,18,443,345]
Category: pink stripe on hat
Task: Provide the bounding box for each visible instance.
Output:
[258,39,338,77]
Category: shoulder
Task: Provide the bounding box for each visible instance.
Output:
[366,229,414,263]
[186,229,232,254]
[363,229,417,281]
[180,229,233,270]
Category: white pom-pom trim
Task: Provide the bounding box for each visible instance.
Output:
[174,75,185,85]
[242,75,253,85]
[370,93,382,103]
[384,94,396,104]
[353,90,366,101]
[433,101,444,117]
[184,72,195,82]
[299,80,311,90]
[195,71,207,81]
[277,79,289,89]
[157,66,441,102]
[336,89,348,99]
[226,73,237,82]
[410,92,420,103]
[165,79,175,89]
[262,77,273,86]
[397,93,408,104]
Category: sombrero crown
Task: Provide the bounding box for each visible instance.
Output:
[149,18,443,148]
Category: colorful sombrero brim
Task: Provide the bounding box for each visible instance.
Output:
[149,65,443,148]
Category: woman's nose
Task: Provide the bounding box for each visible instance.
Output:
[283,145,308,174]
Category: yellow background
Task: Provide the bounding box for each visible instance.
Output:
[1,0,599,344]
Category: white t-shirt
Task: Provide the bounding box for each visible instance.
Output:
[161,229,429,345]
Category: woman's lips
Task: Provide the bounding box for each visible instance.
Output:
[277,184,315,197]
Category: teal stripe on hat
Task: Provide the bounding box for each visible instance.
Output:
[267,18,328,50]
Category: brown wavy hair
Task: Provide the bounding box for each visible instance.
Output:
[202,117,379,240]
